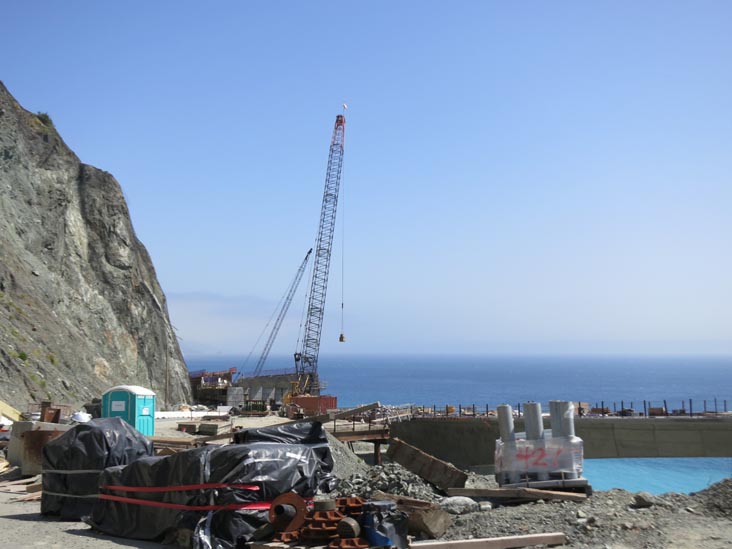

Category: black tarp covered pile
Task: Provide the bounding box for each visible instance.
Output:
[41,417,153,519]
[86,421,334,548]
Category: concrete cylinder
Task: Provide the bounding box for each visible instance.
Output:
[524,402,548,480]
[523,402,544,441]
[497,405,515,442]
[496,404,519,485]
[549,400,563,438]
[558,401,575,438]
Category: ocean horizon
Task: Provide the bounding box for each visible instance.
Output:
[185,353,732,410]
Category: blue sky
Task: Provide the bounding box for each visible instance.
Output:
[3,2,731,357]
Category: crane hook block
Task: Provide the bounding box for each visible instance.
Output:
[339,333,346,343]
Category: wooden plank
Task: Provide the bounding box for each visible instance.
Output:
[25,482,43,493]
[148,436,197,447]
[387,437,468,491]
[307,402,381,424]
[13,492,42,502]
[199,432,236,443]
[0,474,41,487]
[411,532,567,549]
[0,400,23,422]
[330,430,390,443]
[448,487,587,503]
[372,490,440,510]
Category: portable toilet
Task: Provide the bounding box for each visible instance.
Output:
[101,385,155,436]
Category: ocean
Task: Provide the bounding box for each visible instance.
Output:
[186,354,732,494]
[187,354,732,410]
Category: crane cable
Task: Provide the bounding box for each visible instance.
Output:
[340,156,346,341]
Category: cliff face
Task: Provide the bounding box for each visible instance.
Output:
[0,82,191,410]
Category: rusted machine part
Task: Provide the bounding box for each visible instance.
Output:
[313,498,337,511]
[268,492,307,532]
[272,530,300,543]
[21,429,64,476]
[328,538,369,549]
[335,496,366,518]
[336,517,361,539]
[300,500,345,543]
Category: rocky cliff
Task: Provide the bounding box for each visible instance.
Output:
[0,82,191,410]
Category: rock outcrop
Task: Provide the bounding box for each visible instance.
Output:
[0,82,191,410]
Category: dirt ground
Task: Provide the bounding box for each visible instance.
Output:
[0,490,161,548]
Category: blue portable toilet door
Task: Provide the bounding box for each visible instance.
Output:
[108,391,133,422]
[136,396,154,436]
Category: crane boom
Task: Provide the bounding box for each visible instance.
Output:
[294,114,346,395]
[251,248,312,378]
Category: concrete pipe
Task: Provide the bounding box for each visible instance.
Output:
[549,400,563,438]
[524,402,548,481]
[497,404,515,442]
[523,402,544,441]
[558,400,575,438]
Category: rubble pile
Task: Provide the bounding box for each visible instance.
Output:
[693,477,732,519]
[334,462,443,502]
[440,481,732,548]
[325,431,370,481]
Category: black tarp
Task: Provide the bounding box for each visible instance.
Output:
[41,417,153,519]
[232,420,335,493]
[87,422,333,546]
[232,421,327,445]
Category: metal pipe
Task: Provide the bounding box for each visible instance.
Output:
[274,504,296,520]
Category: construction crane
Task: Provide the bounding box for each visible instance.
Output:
[293,114,346,395]
[249,248,312,378]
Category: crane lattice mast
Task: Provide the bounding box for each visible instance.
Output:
[294,114,346,395]
[250,248,312,378]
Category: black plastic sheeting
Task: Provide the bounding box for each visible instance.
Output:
[87,421,334,548]
[233,420,335,492]
[41,417,153,519]
[194,421,336,549]
[232,421,326,445]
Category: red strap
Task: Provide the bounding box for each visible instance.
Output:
[101,483,260,493]
[98,493,271,511]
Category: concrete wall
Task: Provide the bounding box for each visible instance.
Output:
[234,374,298,404]
[389,416,732,469]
